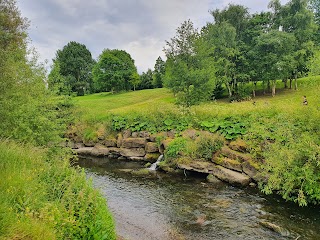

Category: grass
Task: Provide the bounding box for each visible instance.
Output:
[0,141,116,240]
[74,88,174,121]
[75,76,320,123]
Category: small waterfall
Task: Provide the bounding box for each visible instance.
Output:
[148,155,164,171]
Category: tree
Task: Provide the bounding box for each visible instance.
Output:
[211,4,250,38]
[164,20,215,107]
[48,61,69,94]
[210,4,251,98]
[201,22,238,98]
[130,72,140,91]
[0,0,66,145]
[251,30,296,96]
[52,41,94,96]
[92,49,138,93]
[270,0,317,89]
[153,56,165,88]
[139,69,153,90]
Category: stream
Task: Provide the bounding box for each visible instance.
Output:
[78,157,320,240]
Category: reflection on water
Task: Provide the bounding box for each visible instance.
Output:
[78,157,320,240]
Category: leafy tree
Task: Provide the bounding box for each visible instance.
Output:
[130,72,140,91]
[92,49,138,93]
[211,4,250,38]
[201,22,238,98]
[48,61,69,94]
[251,30,296,96]
[153,56,165,88]
[210,4,252,98]
[0,0,68,145]
[270,0,317,89]
[164,20,215,107]
[139,69,154,90]
[308,48,320,76]
[52,41,94,96]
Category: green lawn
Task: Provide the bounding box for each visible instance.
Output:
[74,88,175,121]
[75,76,320,122]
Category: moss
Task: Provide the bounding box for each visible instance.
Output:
[131,168,150,176]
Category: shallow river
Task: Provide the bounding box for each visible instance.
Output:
[78,157,320,240]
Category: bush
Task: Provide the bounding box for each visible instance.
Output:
[165,138,187,160]
[191,132,224,160]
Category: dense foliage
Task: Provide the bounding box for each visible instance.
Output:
[92,49,138,93]
[49,41,95,96]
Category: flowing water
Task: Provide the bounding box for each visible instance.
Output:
[78,157,320,240]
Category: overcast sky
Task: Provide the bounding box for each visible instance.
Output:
[17,0,288,73]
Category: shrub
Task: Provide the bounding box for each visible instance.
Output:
[191,132,224,160]
[165,138,187,160]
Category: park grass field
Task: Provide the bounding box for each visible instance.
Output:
[74,75,320,122]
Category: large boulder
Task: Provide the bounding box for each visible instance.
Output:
[91,144,110,157]
[74,147,94,156]
[102,138,117,147]
[83,141,95,147]
[145,142,159,153]
[242,161,265,182]
[138,131,151,139]
[178,161,216,174]
[213,157,242,172]
[120,148,146,157]
[122,138,146,148]
[144,153,161,162]
[219,146,252,162]
[211,165,251,186]
[117,133,123,148]
[122,129,132,139]
[108,147,122,158]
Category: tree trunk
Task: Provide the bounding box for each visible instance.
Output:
[252,82,256,98]
[267,80,271,93]
[272,81,276,97]
[294,74,298,90]
[283,79,288,88]
[225,83,232,97]
[289,78,292,89]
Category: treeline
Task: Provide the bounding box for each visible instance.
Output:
[48,43,166,96]
[48,0,320,105]
[164,0,320,106]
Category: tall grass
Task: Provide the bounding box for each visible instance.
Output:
[0,141,116,239]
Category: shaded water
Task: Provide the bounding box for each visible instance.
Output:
[78,157,320,240]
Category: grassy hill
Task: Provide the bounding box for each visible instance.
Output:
[75,76,319,122]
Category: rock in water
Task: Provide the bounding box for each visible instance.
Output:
[259,221,290,237]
